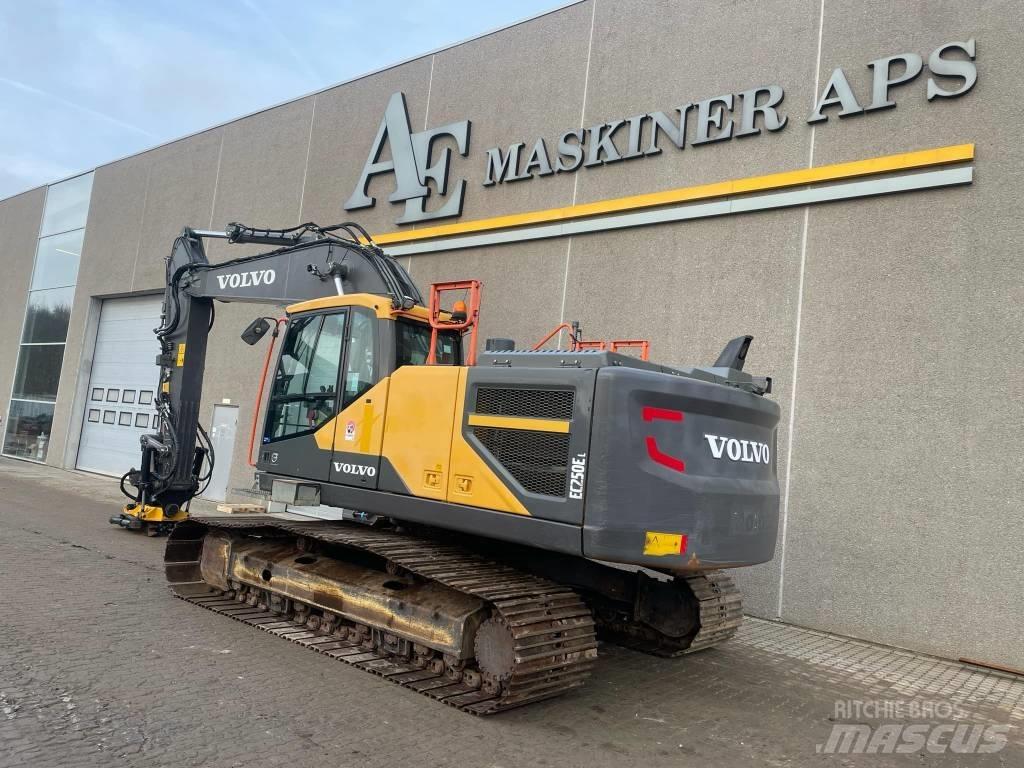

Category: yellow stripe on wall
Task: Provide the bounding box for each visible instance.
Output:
[370,143,974,246]
[467,413,571,433]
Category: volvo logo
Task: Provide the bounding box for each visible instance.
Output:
[704,434,770,464]
[333,461,377,477]
[216,269,277,290]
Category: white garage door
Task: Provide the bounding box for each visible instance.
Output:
[76,296,162,476]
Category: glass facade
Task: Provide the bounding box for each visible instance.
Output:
[31,230,85,290]
[22,287,74,343]
[39,173,93,238]
[2,172,93,461]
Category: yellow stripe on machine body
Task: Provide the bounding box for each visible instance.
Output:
[466,413,569,433]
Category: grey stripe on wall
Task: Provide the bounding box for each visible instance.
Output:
[383,166,974,257]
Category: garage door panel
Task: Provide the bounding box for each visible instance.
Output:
[77,296,162,477]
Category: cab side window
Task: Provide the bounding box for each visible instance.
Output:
[395,320,429,366]
[342,310,376,408]
[395,321,461,367]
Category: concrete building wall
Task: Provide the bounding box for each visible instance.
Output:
[782,0,1024,668]
[2,0,1019,668]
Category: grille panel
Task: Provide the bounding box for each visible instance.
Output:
[475,387,574,420]
[473,427,570,497]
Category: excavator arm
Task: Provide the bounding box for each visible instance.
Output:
[118,222,421,522]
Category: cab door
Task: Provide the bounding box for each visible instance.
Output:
[329,306,387,489]
[258,310,347,481]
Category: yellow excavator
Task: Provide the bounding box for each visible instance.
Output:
[113,222,780,714]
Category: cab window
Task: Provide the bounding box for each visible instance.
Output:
[342,310,376,407]
[395,320,461,367]
[264,312,345,442]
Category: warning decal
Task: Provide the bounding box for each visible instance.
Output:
[642,531,687,557]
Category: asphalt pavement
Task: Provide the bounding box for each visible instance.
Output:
[0,458,1020,767]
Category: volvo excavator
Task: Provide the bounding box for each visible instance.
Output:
[113,221,780,714]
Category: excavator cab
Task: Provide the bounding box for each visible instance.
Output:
[252,295,465,487]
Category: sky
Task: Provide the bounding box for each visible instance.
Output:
[0,0,565,200]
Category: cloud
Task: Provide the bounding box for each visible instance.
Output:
[0,77,156,138]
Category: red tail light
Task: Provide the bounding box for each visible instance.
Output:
[642,406,685,472]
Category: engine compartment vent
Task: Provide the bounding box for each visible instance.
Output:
[474,387,574,420]
[472,427,570,497]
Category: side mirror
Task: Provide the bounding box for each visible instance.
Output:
[241,317,272,345]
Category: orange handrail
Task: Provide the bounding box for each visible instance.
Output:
[532,322,651,360]
[610,339,651,361]
[531,322,577,351]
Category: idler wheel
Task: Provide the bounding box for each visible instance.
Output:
[474,617,516,683]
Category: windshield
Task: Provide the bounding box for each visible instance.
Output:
[263,312,345,442]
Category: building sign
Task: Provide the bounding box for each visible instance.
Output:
[344,92,470,224]
[345,39,977,226]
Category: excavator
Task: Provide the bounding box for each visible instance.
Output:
[113,221,780,714]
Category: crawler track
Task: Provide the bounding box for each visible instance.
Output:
[600,571,743,657]
[166,516,598,715]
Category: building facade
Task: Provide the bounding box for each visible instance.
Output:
[0,0,1020,669]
